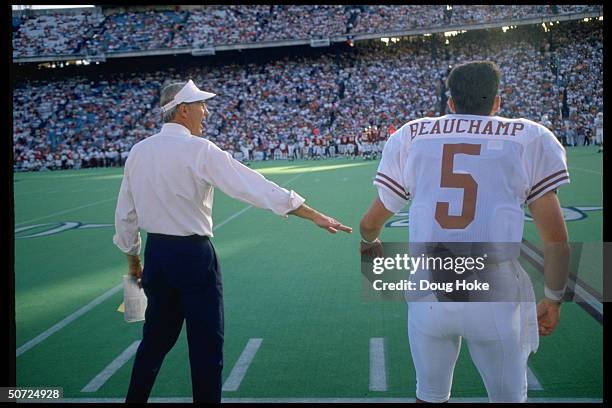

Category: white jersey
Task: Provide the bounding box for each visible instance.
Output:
[375,114,571,402]
[374,114,570,243]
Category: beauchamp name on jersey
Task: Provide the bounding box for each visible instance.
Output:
[374,113,570,243]
[406,116,526,139]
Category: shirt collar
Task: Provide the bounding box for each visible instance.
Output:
[161,123,192,137]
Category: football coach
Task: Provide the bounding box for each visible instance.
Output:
[113,79,352,403]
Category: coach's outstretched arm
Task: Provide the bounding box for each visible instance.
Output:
[289,204,352,234]
[196,139,351,234]
[528,190,570,337]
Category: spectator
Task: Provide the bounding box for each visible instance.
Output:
[12,19,602,171]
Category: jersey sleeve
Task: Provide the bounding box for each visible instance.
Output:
[373,130,409,213]
[524,126,570,205]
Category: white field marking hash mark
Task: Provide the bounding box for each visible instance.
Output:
[222,338,263,391]
[369,337,387,391]
[16,284,123,357]
[81,340,141,392]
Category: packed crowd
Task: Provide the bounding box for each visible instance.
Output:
[12,10,104,57]
[552,18,603,146]
[13,20,603,171]
[13,76,162,171]
[349,5,603,34]
[13,5,602,57]
[91,10,188,53]
[171,5,348,49]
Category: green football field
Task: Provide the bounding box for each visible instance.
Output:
[13,146,603,403]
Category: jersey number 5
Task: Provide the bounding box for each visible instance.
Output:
[435,143,481,229]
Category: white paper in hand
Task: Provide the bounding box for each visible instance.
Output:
[123,275,147,322]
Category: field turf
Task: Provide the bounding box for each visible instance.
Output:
[13,146,602,402]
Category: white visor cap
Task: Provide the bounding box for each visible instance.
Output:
[160,80,216,113]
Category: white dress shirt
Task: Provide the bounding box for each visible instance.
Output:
[113,123,305,255]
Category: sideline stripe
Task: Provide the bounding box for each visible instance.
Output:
[20,397,603,403]
[16,284,123,357]
[522,240,602,301]
[81,341,141,392]
[222,338,263,392]
[15,197,117,226]
[527,367,543,391]
[16,172,305,357]
[520,242,603,319]
[369,338,387,391]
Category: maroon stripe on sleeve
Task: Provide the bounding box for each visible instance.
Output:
[374,178,409,201]
[526,175,570,201]
[531,169,568,192]
[376,172,407,195]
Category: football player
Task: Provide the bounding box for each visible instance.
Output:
[359,61,570,403]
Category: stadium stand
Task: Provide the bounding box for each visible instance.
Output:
[12,15,602,171]
[172,5,348,48]
[12,5,602,57]
[90,10,189,53]
[12,9,104,57]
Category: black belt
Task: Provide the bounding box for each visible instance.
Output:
[147,233,210,242]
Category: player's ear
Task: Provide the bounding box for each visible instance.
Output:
[447,97,456,113]
[492,95,501,115]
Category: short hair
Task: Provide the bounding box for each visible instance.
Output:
[446,61,501,116]
[159,81,187,123]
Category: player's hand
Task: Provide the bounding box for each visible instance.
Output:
[536,298,561,336]
[313,213,352,234]
[360,239,383,258]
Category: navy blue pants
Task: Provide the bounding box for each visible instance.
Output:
[126,233,223,403]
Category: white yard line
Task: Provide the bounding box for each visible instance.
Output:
[81,341,141,392]
[15,197,117,226]
[213,206,253,231]
[520,243,603,316]
[16,284,123,357]
[222,338,263,392]
[369,338,387,391]
[22,397,603,403]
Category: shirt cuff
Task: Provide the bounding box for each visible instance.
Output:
[281,190,306,218]
[113,233,141,256]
